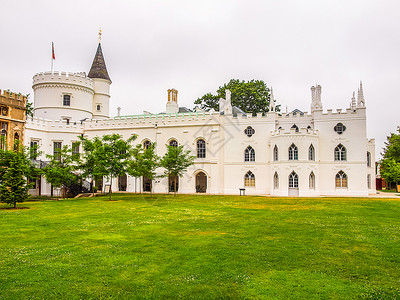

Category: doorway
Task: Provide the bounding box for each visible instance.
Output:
[195,172,207,193]
[118,174,127,191]
[169,175,179,192]
[143,176,152,192]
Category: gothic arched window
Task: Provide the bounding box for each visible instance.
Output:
[289,171,299,188]
[335,170,348,188]
[143,140,152,149]
[197,139,206,158]
[244,146,255,162]
[169,139,178,147]
[273,172,279,189]
[244,171,255,187]
[291,124,299,132]
[334,144,347,161]
[273,145,278,161]
[309,172,315,189]
[309,144,315,161]
[367,151,371,167]
[289,144,298,160]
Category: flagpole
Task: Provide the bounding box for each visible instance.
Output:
[51,42,55,74]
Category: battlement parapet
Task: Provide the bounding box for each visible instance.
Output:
[270,127,319,137]
[26,116,85,131]
[313,107,366,119]
[0,89,27,105]
[33,71,94,90]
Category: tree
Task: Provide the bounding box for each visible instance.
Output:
[0,142,40,208]
[127,143,160,194]
[160,145,195,195]
[43,145,81,198]
[78,135,103,196]
[194,79,278,115]
[95,134,135,200]
[25,94,33,118]
[380,127,400,186]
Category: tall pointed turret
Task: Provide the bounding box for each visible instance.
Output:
[357,81,365,107]
[350,91,356,109]
[310,84,322,112]
[88,43,111,82]
[89,29,111,119]
[269,87,275,112]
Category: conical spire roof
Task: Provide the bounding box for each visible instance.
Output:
[88,43,111,82]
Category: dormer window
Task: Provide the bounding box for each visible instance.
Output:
[63,95,71,106]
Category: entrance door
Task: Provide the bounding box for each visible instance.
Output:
[196,172,207,193]
[169,175,179,192]
[118,175,127,191]
[143,176,152,192]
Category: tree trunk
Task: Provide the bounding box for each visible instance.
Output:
[109,176,112,201]
[174,178,177,197]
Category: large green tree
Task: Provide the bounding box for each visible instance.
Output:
[95,134,135,200]
[380,127,400,185]
[194,79,277,115]
[127,143,160,194]
[160,145,195,195]
[43,145,81,198]
[0,143,40,208]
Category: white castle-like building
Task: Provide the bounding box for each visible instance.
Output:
[25,41,376,196]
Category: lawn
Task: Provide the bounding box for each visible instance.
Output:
[1,194,400,299]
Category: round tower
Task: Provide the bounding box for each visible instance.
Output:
[88,42,111,119]
[32,71,95,122]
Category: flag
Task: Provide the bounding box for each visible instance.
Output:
[52,42,55,60]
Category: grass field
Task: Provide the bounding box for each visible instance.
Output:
[1,194,400,299]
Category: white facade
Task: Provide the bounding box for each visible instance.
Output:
[25,44,376,197]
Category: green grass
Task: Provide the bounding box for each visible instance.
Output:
[1,194,400,299]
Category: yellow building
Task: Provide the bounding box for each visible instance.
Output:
[0,89,27,150]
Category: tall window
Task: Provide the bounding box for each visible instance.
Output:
[197,139,206,158]
[367,174,371,189]
[30,140,38,159]
[143,140,152,149]
[334,144,347,161]
[63,95,71,106]
[72,142,80,159]
[273,145,278,161]
[169,139,178,147]
[244,146,255,162]
[289,144,298,160]
[273,172,279,189]
[0,122,7,150]
[309,172,315,189]
[367,151,371,167]
[289,171,299,188]
[335,171,348,188]
[244,171,255,187]
[309,144,315,161]
[53,142,62,161]
[14,133,20,150]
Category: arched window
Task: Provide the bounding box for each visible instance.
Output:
[273,172,279,189]
[309,144,315,161]
[273,145,278,161]
[334,144,347,161]
[367,151,371,167]
[197,139,206,158]
[289,144,298,160]
[309,172,315,189]
[14,132,20,150]
[244,146,255,162]
[0,122,7,151]
[143,140,152,149]
[291,124,299,132]
[335,171,348,188]
[244,171,255,187]
[289,171,299,188]
[169,139,178,147]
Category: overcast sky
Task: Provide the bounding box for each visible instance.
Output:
[1,0,399,159]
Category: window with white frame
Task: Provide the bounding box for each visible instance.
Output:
[197,139,206,158]
[244,146,255,162]
[244,171,255,187]
[53,142,62,161]
[63,95,71,106]
[273,172,279,189]
[309,172,315,189]
[289,144,298,160]
[334,144,347,161]
[289,171,299,188]
[309,144,315,161]
[30,140,39,159]
[335,170,348,188]
[367,174,371,189]
[273,145,278,161]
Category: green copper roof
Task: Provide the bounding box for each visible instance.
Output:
[88,43,111,82]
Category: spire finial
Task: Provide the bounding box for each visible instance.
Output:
[357,80,365,107]
[269,87,275,112]
[98,27,102,43]
[351,91,356,109]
